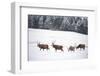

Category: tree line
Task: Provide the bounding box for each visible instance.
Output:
[28,15,88,35]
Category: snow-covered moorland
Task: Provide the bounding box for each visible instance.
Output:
[28,29,88,61]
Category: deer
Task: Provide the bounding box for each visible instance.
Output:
[68,46,75,52]
[52,42,64,52]
[37,43,49,51]
[76,44,85,50]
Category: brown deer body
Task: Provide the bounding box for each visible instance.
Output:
[37,43,49,51]
[76,44,85,50]
[52,43,63,52]
[68,46,75,52]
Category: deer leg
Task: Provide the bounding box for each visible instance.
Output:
[84,47,85,50]
[55,49,57,52]
[47,47,49,50]
[68,49,69,52]
[61,49,64,52]
[80,48,82,51]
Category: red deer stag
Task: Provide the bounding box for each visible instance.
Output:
[76,44,85,50]
[68,46,75,52]
[52,42,63,52]
[37,43,49,51]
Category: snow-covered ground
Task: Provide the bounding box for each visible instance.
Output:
[28,28,88,61]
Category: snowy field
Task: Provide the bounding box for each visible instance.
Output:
[28,29,88,61]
